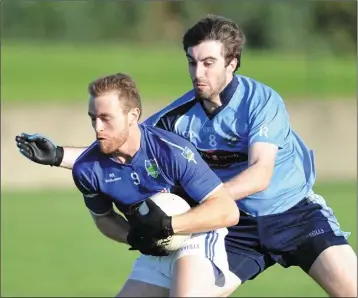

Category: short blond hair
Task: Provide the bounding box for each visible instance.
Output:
[88,73,142,118]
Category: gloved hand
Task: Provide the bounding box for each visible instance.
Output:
[15,133,64,167]
[127,227,169,257]
[132,199,174,240]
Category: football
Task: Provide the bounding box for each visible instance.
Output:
[139,192,192,252]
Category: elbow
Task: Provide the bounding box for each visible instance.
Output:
[96,225,112,238]
[228,206,240,226]
[99,228,111,238]
[258,172,272,192]
[94,221,114,239]
[259,179,270,192]
[222,200,240,227]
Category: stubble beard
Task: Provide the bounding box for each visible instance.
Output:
[194,73,228,102]
[98,133,128,155]
[194,83,212,100]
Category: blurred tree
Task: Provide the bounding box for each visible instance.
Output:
[2,1,65,40]
[1,0,356,54]
[265,1,314,52]
[312,1,357,54]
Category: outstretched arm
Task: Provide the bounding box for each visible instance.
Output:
[15,133,87,169]
[60,146,87,169]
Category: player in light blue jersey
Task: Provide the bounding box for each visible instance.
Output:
[16,73,241,297]
[16,16,356,297]
[146,74,316,217]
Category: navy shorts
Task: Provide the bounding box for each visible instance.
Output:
[225,192,350,283]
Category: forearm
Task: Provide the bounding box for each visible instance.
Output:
[171,188,239,234]
[224,162,272,201]
[60,147,87,169]
[92,211,130,244]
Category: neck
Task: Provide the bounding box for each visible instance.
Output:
[203,95,222,113]
[203,73,234,113]
[112,125,141,164]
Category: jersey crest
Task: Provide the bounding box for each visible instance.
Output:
[145,159,160,178]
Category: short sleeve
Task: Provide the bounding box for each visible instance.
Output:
[248,89,289,149]
[72,164,113,216]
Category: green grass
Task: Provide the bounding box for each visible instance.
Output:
[2,42,356,103]
[2,181,356,297]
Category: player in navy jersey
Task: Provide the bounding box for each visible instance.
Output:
[16,73,241,297]
[16,15,356,297]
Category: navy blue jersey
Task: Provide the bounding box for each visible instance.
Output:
[144,75,316,216]
[72,125,222,217]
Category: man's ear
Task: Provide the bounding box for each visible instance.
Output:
[227,57,238,73]
[128,108,141,125]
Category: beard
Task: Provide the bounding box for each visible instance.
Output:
[194,85,213,99]
[98,130,129,155]
[193,75,227,100]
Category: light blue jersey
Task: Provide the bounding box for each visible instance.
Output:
[144,75,316,216]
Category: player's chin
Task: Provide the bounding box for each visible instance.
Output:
[195,89,212,100]
[195,92,211,100]
[98,142,113,155]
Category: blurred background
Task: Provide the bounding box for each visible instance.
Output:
[1,1,356,297]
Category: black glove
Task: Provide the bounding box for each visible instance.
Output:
[132,199,174,240]
[127,227,169,257]
[15,133,64,167]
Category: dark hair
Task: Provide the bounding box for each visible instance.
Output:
[88,73,142,119]
[182,15,246,71]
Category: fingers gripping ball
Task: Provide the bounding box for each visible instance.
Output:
[139,193,192,252]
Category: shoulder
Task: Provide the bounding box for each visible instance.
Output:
[142,125,200,177]
[143,125,195,156]
[236,75,285,111]
[237,75,281,99]
[72,141,102,183]
[167,88,196,110]
[142,89,196,126]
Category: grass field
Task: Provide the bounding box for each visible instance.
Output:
[2,42,356,103]
[2,181,356,297]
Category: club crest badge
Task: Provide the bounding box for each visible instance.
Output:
[145,159,160,178]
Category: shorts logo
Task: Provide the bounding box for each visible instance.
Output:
[145,159,159,178]
[306,228,325,238]
[181,243,200,251]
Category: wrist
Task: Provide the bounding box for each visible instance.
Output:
[53,146,64,167]
[161,216,174,237]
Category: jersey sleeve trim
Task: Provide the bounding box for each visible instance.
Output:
[249,140,280,148]
[87,207,113,217]
[199,183,224,203]
[83,193,114,215]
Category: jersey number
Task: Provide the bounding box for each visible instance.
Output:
[131,172,141,185]
[209,134,217,147]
